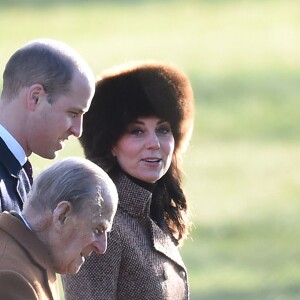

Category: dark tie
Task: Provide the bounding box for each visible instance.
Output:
[23,160,33,185]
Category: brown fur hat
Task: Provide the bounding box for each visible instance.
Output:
[79,61,194,171]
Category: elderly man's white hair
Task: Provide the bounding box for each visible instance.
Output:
[24,157,118,213]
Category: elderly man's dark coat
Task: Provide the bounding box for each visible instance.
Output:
[63,173,189,300]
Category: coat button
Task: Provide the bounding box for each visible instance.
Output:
[179,270,186,279]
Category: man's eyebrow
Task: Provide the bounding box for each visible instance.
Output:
[69,107,85,114]
[97,220,112,232]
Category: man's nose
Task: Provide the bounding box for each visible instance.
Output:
[70,116,83,138]
[92,233,108,254]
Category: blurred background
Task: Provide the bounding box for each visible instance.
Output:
[1,0,299,299]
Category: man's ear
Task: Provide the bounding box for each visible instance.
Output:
[52,201,73,227]
[26,84,46,110]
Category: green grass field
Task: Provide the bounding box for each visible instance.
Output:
[1,0,299,299]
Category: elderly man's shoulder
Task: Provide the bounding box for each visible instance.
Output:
[0,270,39,299]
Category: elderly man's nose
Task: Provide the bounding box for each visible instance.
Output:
[92,234,107,254]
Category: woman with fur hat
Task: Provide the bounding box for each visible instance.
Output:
[62,61,194,300]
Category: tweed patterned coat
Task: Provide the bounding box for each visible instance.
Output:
[62,172,189,300]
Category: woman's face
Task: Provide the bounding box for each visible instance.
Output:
[112,116,175,183]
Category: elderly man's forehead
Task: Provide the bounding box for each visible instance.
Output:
[90,201,114,227]
[94,187,105,206]
[88,195,113,215]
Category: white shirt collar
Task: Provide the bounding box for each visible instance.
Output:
[0,123,27,166]
[19,212,32,231]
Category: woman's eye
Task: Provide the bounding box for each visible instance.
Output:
[157,126,171,134]
[129,128,143,135]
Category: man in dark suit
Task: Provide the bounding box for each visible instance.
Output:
[0,157,118,300]
[0,39,95,213]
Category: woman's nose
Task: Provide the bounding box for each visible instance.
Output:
[146,132,160,150]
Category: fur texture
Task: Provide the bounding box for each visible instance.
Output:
[79,61,194,170]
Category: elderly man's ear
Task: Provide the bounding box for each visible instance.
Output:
[52,201,73,227]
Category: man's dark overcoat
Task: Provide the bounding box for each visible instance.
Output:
[0,137,31,213]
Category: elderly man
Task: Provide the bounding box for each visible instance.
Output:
[0,157,118,300]
[0,38,95,213]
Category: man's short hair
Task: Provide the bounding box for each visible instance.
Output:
[1,39,94,103]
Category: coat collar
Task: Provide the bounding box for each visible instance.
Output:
[0,124,26,166]
[114,172,153,217]
[0,212,58,300]
[114,172,186,271]
[0,137,22,178]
